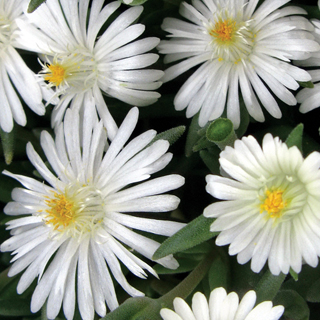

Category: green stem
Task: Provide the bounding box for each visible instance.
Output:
[158,252,216,308]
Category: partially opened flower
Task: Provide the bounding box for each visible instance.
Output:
[0,0,53,132]
[158,0,319,128]
[160,287,284,320]
[16,0,163,139]
[204,133,320,275]
[1,102,185,320]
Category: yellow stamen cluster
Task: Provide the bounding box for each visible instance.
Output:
[210,19,236,42]
[44,64,66,86]
[260,190,287,219]
[45,192,75,230]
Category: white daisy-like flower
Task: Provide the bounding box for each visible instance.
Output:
[160,287,284,320]
[0,102,185,320]
[158,0,320,129]
[0,0,53,132]
[204,133,320,275]
[16,0,164,140]
[296,1,320,113]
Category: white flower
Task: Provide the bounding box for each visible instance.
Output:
[160,287,284,320]
[204,133,320,275]
[0,102,185,320]
[0,0,53,132]
[296,3,320,113]
[16,0,164,140]
[158,0,320,129]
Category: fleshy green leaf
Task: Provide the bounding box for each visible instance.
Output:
[0,127,15,165]
[153,215,217,260]
[255,269,286,304]
[282,264,320,300]
[102,296,162,320]
[208,254,230,291]
[274,290,309,320]
[285,123,303,152]
[199,146,221,175]
[0,268,11,293]
[234,99,250,137]
[306,278,320,302]
[185,113,202,157]
[150,126,185,146]
[0,298,33,316]
[27,0,46,13]
[298,80,314,89]
[290,268,299,281]
[153,257,199,274]
[0,269,34,316]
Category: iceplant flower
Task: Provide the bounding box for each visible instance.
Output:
[16,0,164,140]
[158,0,320,129]
[0,103,185,320]
[0,0,53,132]
[160,287,284,320]
[296,1,320,113]
[204,133,320,275]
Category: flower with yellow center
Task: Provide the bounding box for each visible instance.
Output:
[158,0,319,129]
[204,133,320,275]
[16,0,164,140]
[1,105,185,320]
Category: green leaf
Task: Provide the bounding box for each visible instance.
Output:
[290,268,299,281]
[120,0,149,5]
[102,296,162,320]
[0,127,15,165]
[153,215,217,260]
[0,298,33,316]
[27,0,46,13]
[0,268,11,293]
[0,268,34,317]
[274,290,309,320]
[298,80,314,89]
[208,254,230,291]
[199,146,221,175]
[234,98,250,138]
[180,242,211,254]
[282,264,320,300]
[185,113,202,157]
[255,269,286,304]
[153,257,199,274]
[285,123,304,152]
[306,278,320,302]
[150,126,185,146]
[206,118,237,149]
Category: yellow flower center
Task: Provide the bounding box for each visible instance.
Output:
[205,9,255,63]
[209,19,236,42]
[39,51,97,91]
[42,184,105,238]
[45,192,75,230]
[44,64,66,86]
[260,189,287,219]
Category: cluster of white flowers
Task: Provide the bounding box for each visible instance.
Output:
[2,0,320,319]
